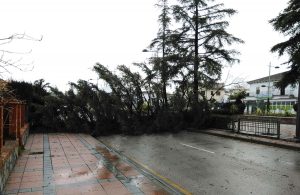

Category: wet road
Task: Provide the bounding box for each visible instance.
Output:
[98,131,300,195]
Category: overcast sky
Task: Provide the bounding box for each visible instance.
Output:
[0,0,290,91]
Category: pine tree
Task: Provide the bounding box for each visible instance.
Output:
[270,0,300,138]
[172,0,243,106]
[150,0,172,108]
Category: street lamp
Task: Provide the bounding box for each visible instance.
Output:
[266,62,279,113]
[88,78,99,86]
[142,49,158,57]
[142,48,168,108]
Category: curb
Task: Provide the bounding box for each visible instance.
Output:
[98,139,192,195]
[189,129,300,151]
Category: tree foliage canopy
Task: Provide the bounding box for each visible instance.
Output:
[171,0,243,104]
[270,0,300,87]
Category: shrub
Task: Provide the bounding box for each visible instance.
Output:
[229,104,238,114]
[256,108,263,116]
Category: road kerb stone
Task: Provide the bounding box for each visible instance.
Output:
[194,129,300,151]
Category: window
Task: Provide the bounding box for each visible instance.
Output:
[256,87,260,95]
[280,87,285,95]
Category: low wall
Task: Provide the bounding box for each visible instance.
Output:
[20,124,30,146]
[0,142,19,192]
[244,115,296,125]
[209,114,238,130]
[0,123,29,192]
[279,117,296,125]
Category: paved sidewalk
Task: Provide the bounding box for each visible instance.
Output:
[280,124,296,139]
[197,129,300,151]
[3,133,172,195]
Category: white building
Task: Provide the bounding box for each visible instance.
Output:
[246,71,298,114]
[200,83,226,103]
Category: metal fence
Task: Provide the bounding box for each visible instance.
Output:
[211,115,281,139]
[233,116,280,138]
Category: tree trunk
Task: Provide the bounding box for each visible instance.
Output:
[162,63,168,108]
[296,81,300,139]
[162,0,168,109]
[193,4,199,106]
[162,36,168,108]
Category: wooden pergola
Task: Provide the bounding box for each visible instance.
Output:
[0,100,27,154]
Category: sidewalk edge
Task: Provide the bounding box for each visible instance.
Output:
[190,129,300,151]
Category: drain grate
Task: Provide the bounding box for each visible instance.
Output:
[29,151,44,155]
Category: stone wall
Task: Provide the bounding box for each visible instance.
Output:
[0,142,19,192]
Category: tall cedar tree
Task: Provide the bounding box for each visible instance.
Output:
[150,0,172,108]
[270,0,300,138]
[172,0,243,105]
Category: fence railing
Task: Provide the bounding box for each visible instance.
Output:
[211,115,280,139]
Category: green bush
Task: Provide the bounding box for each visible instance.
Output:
[229,104,238,114]
[256,108,263,116]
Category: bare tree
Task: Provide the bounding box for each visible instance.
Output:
[0,33,42,76]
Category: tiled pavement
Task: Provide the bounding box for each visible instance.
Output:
[3,134,172,195]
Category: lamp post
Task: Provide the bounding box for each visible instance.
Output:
[142,49,158,57]
[266,62,279,113]
[142,48,159,84]
[143,48,168,108]
[296,83,300,140]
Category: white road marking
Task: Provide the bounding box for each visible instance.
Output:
[279,160,294,165]
[180,143,215,154]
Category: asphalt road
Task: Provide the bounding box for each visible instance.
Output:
[98,131,300,195]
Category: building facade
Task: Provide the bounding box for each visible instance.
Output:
[200,83,226,103]
[245,72,298,114]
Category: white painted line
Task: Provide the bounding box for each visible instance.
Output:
[180,143,215,154]
[279,160,294,166]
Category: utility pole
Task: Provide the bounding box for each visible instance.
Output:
[266,62,279,113]
[267,62,271,113]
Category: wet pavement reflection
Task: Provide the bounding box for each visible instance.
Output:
[4,133,174,195]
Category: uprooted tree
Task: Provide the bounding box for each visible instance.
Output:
[5,0,243,135]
